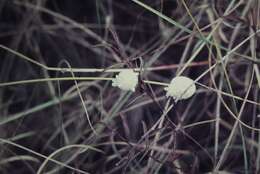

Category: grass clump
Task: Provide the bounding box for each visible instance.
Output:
[0,0,260,173]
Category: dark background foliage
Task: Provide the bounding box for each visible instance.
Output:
[0,0,259,174]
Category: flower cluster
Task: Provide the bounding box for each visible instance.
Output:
[112,70,196,100]
[164,76,196,100]
[112,69,139,92]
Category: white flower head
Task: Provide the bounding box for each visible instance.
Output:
[165,76,196,100]
[112,69,139,92]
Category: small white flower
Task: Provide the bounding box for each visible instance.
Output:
[165,76,196,100]
[112,69,139,92]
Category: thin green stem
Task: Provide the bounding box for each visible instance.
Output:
[0,77,113,87]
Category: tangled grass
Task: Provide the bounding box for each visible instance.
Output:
[0,0,260,173]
